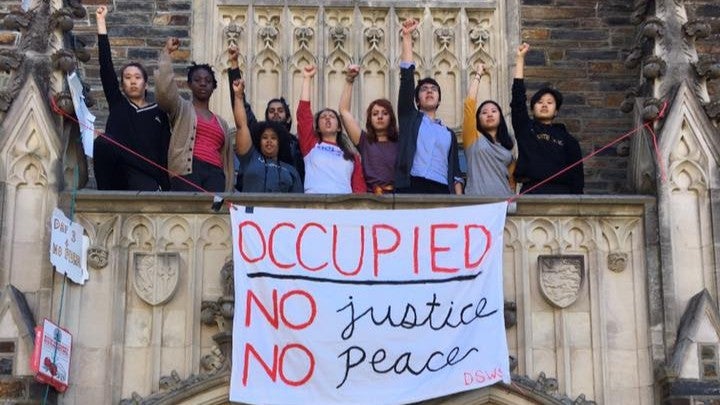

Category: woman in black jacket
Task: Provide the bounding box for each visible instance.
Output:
[511,42,583,194]
[93,6,171,191]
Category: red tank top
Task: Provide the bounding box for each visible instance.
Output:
[193,113,224,168]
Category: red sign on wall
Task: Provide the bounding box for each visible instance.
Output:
[30,319,72,393]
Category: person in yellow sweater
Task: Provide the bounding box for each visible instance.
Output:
[462,63,516,196]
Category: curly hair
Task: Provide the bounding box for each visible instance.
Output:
[186,63,217,89]
[249,121,294,165]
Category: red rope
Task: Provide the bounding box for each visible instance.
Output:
[49,96,226,203]
[506,100,669,203]
[53,94,670,205]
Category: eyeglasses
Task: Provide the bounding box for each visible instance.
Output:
[419,84,439,93]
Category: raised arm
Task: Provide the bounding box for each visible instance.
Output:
[96,6,123,104]
[400,18,418,64]
[227,45,258,129]
[462,63,485,149]
[339,64,362,145]
[96,5,107,34]
[297,65,317,156]
[511,43,531,135]
[398,18,419,118]
[232,79,252,156]
[514,42,529,79]
[155,37,181,115]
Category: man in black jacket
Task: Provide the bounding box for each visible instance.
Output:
[395,18,463,194]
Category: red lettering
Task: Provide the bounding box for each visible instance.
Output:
[242,343,278,385]
[279,290,317,330]
[238,221,266,263]
[296,223,328,271]
[413,226,420,274]
[430,224,459,273]
[465,224,492,269]
[269,222,296,269]
[278,343,315,386]
[332,225,364,276]
[372,224,401,277]
[245,289,279,328]
[464,372,473,385]
[241,343,315,387]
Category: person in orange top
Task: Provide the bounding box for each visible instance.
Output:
[462,63,516,196]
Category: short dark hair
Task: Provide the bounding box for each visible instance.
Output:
[414,77,442,105]
[264,97,292,130]
[120,62,148,82]
[530,87,563,110]
[186,63,217,89]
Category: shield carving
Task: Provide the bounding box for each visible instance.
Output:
[133,253,180,306]
[538,255,584,308]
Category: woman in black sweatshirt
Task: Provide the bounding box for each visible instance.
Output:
[93,6,171,191]
[511,42,583,194]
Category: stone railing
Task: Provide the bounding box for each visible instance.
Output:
[61,192,655,404]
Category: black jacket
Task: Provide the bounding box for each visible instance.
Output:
[511,79,583,194]
[395,64,462,192]
[94,34,171,191]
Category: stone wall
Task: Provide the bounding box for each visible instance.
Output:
[686,0,720,100]
[62,193,655,404]
[70,0,649,194]
[518,0,639,193]
[72,0,193,129]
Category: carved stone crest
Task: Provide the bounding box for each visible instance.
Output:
[132,253,180,306]
[538,255,584,308]
[87,245,108,269]
[607,252,628,273]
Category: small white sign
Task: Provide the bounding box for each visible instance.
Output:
[50,208,89,284]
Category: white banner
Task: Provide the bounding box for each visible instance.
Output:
[230,203,510,405]
[50,208,89,285]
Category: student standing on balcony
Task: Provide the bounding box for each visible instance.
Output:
[226,45,304,191]
[231,78,302,193]
[396,18,463,194]
[93,6,170,191]
[339,64,398,195]
[263,97,305,184]
[511,42,583,194]
[462,63,516,196]
[297,65,366,194]
[156,37,235,192]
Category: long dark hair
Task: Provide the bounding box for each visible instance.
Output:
[314,108,356,161]
[476,100,513,151]
[365,98,398,143]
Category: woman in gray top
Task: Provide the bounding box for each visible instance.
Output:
[232,79,302,193]
[462,63,516,196]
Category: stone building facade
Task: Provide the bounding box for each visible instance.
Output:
[0,0,719,404]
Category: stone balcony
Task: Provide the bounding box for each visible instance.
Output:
[55,192,655,404]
